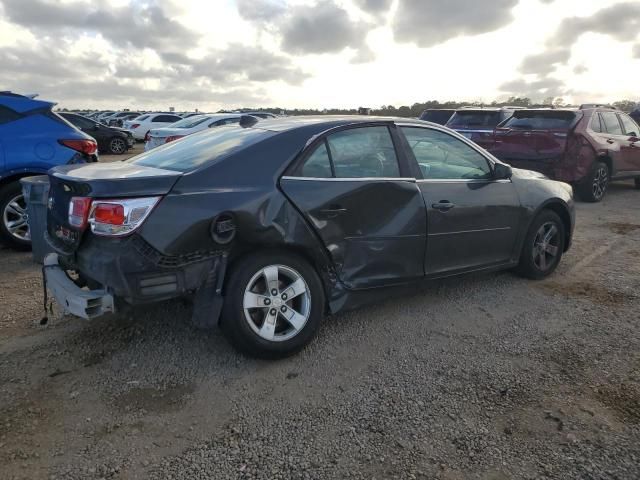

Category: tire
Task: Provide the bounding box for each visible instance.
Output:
[578,161,609,202]
[108,136,128,155]
[221,251,325,359]
[516,210,565,280]
[0,182,31,250]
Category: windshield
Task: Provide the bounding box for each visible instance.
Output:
[169,115,212,129]
[447,111,505,128]
[502,111,579,130]
[128,126,274,172]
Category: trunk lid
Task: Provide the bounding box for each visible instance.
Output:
[47,162,181,251]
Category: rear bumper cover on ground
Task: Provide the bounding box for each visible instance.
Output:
[44,253,115,319]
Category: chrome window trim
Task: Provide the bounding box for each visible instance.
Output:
[416,178,511,184]
[281,176,416,182]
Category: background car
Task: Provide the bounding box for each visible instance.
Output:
[446,107,521,149]
[107,111,141,127]
[0,92,98,249]
[124,113,183,140]
[491,106,640,201]
[44,116,573,358]
[144,113,242,150]
[60,112,134,155]
[419,109,455,125]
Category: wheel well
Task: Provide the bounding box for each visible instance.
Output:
[226,245,332,310]
[0,173,42,192]
[542,202,572,252]
[597,155,613,176]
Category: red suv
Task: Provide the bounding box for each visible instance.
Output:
[490,106,640,202]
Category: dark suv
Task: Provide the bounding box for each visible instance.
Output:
[446,107,521,150]
[491,106,640,202]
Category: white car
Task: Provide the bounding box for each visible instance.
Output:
[124,113,183,141]
[144,114,243,151]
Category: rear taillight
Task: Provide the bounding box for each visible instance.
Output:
[89,197,160,236]
[60,139,98,156]
[68,197,92,228]
[165,135,185,143]
[131,123,140,129]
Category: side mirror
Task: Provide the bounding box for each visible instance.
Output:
[493,162,512,180]
[628,134,639,142]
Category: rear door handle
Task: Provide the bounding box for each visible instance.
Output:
[432,201,455,211]
[318,206,348,217]
[606,139,615,144]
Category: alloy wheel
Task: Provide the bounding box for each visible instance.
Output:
[110,137,127,154]
[532,222,559,271]
[591,165,608,201]
[243,264,311,342]
[3,193,30,242]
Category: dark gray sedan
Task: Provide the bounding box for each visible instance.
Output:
[43,116,574,358]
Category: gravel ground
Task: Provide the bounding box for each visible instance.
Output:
[1,180,639,480]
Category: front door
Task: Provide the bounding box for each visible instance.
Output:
[281,125,426,289]
[398,125,522,275]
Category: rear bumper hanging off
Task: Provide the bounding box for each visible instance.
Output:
[43,253,115,319]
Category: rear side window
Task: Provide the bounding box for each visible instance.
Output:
[327,127,400,178]
[65,114,95,129]
[0,106,21,125]
[502,111,578,130]
[618,113,640,136]
[301,142,332,178]
[419,110,454,125]
[590,113,602,133]
[600,112,623,135]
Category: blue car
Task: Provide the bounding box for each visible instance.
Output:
[0,92,98,249]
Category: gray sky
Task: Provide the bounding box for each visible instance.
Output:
[0,0,638,110]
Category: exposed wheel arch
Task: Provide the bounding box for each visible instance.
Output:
[533,201,573,253]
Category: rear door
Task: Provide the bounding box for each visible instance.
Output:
[398,125,522,275]
[617,113,640,173]
[598,111,629,173]
[280,124,427,289]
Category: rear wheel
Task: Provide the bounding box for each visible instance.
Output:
[108,136,127,155]
[221,252,325,359]
[516,210,565,280]
[578,161,609,202]
[0,182,31,250]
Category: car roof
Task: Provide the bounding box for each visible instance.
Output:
[0,91,56,113]
[251,115,427,133]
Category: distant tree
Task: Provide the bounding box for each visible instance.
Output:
[612,100,637,112]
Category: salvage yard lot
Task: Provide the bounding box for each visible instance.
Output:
[1,181,639,479]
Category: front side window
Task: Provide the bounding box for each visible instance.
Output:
[600,111,623,135]
[401,127,492,180]
[326,126,400,178]
[618,113,640,136]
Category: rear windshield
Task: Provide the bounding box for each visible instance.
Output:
[447,111,506,128]
[419,110,454,124]
[169,115,211,129]
[501,111,579,130]
[134,115,149,121]
[128,126,273,172]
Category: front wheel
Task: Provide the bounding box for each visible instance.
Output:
[578,161,609,202]
[516,210,565,280]
[108,136,128,155]
[221,252,325,359]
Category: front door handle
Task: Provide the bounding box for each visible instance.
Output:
[606,138,615,144]
[432,201,455,211]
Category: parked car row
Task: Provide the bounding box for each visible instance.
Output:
[420,105,640,201]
